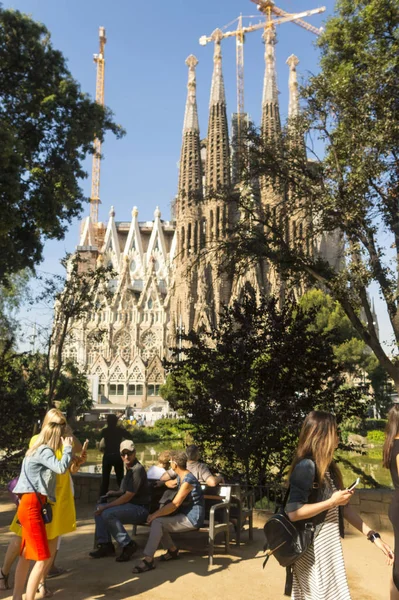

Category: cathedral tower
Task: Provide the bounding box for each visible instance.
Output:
[171,55,203,334]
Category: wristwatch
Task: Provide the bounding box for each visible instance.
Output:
[367,530,381,543]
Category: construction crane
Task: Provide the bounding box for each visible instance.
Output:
[90,26,106,227]
[199,2,325,148]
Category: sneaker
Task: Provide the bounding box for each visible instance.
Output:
[116,540,138,562]
[89,543,115,559]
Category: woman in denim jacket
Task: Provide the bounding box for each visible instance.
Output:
[132,450,204,573]
[12,420,73,600]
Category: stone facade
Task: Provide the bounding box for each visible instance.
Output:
[67,30,341,410]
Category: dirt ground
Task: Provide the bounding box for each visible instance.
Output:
[0,496,394,600]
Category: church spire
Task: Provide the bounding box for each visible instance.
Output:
[261,27,281,139]
[177,55,203,212]
[287,54,300,119]
[205,29,230,192]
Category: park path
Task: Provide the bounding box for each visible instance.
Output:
[0,496,393,599]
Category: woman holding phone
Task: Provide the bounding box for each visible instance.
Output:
[0,410,87,598]
[11,418,73,600]
[286,411,393,599]
[383,404,399,599]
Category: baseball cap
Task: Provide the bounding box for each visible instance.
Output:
[120,440,135,453]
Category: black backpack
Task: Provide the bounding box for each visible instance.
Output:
[263,481,318,597]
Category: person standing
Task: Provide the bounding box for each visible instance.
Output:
[286,411,393,600]
[383,404,399,599]
[11,422,73,600]
[0,409,86,597]
[99,414,134,496]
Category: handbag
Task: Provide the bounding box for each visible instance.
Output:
[7,476,20,506]
[263,492,315,569]
[23,463,53,524]
[263,474,318,597]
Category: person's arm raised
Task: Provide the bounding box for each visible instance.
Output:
[287,489,353,522]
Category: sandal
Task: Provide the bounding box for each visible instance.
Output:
[132,559,155,574]
[47,566,68,579]
[38,582,53,598]
[159,549,180,561]
[0,569,9,590]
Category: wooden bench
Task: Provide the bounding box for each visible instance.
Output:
[133,484,232,566]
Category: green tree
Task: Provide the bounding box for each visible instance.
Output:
[219,0,399,391]
[0,8,124,284]
[35,253,114,406]
[0,270,30,349]
[161,287,367,486]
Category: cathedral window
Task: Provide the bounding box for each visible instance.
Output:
[148,384,161,396]
[128,384,144,396]
[216,206,220,238]
[147,298,153,309]
[110,384,124,396]
[130,259,136,273]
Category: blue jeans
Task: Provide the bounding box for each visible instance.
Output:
[95,503,149,547]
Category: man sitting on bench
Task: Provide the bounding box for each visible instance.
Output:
[90,440,150,562]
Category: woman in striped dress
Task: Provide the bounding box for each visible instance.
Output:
[286,411,393,600]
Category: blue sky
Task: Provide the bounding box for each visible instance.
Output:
[4,0,394,350]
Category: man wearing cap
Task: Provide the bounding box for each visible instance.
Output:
[90,440,150,561]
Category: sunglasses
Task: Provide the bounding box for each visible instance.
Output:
[120,451,134,457]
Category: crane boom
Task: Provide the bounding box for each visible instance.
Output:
[90,26,106,225]
[199,4,325,119]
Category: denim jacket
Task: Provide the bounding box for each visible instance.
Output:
[14,444,72,502]
[286,457,344,538]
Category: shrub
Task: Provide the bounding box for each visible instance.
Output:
[366,430,385,445]
[365,419,387,432]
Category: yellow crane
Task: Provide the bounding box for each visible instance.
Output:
[90,26,106,227]
[199,2,325,139]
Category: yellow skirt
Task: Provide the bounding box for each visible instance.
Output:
[11,443,76,540]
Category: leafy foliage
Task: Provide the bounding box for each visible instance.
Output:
[161,287,368,485]
[0,8,124,283]
[217,0,399,391]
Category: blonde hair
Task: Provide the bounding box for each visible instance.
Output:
[289,411,343,488]
[158,450,171,469]
[383,405,399,469]
[27,410,67,456]
[42,408,65,428]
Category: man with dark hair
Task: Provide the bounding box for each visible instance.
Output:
[98,414,134,496]
[90,441,150,562]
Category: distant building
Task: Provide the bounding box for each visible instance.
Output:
[66,32,341,411]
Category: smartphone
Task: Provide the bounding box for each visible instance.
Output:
[347,477,360,491]
[82,439,89,452]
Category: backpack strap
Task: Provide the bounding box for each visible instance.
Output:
[284,567,293,597]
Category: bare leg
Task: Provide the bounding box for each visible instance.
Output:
[0,535,21,588]
[12,555,31,600]
[25,559,52,600]
[37,538,58,598]
[42,538,58,581]
[391,577,399,600]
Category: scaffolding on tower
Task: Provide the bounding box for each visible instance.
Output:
[199,1,325,174]
[90,26,106,235]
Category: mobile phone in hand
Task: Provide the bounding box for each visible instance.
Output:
[346,477,360,491]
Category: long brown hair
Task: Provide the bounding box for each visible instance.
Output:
[383,405,399,468]
[289,411,343,488]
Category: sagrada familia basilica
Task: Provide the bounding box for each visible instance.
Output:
[66,27,340,412]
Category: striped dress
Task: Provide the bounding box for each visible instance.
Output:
[292,473,351,600]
